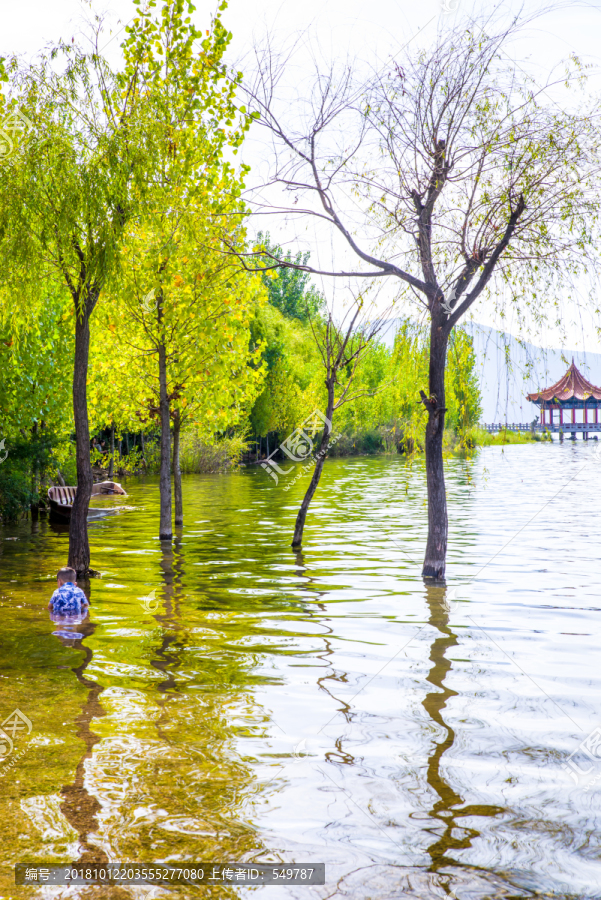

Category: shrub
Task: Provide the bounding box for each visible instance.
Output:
[179,432,248,474]
[328,429,385,457]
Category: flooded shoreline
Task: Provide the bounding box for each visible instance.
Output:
[0,443,600,898]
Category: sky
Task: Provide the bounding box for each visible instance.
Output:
[3,0,601,353]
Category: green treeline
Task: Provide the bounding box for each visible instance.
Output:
[0,231,482,521]
[249,236,482,458]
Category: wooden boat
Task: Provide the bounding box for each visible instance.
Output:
[47,481,127,522]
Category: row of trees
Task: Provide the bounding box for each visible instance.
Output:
[0,228,482,524]
[1,3,591,580]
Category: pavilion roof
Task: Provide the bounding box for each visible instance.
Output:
[527,360,601,403]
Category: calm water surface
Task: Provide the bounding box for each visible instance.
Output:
[1,443,601,899]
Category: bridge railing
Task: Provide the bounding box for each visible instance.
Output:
[482,423,534,432]
[481,422,601,433]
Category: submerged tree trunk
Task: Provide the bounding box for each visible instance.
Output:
[158,340,172,540]
[422,320,449,581]
[108,424,115,478]
[173,412,183,527]
[69,293,97,577]
[30,421,39,517]
[291,389,335,548]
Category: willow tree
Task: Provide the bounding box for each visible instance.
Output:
[0,59,134,573]
[242,14,600,579]
[0,0,247,573]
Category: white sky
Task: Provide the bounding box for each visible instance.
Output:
[4,0,601,353]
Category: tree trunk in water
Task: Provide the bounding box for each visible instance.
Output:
[69,303,95,576]
[30,421,39,517]
[158,341,172,540]
[291,390,335,548]
[108,424,115,478]
[173,413,183,527]
[422,321,449,581]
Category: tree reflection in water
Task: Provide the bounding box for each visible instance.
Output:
[423,584,503,894]
[52,596,108,866]
[47,536,270,891]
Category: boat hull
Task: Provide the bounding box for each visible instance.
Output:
[48,498,72,522]
[47,481,126,522]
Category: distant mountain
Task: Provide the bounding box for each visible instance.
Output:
[379,319,601,424]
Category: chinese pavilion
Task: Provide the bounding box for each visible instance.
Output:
[527,359,601,439]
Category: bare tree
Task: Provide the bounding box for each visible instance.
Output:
[238,13,600,579]
[288,291,393,547]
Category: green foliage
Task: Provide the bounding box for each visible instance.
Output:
[0,284,74,517]
[0,284,72,435]
[255,234,324,324]
[472,427,549,446]
[178,431,248,474]
[328,429,385,457]
[248,310,483,455]
[445,329,483,441]
[0,467,32,521]
[0,433,57,520]
[249,303,323,438]
[328,320,481,454]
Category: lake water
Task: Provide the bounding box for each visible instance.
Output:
[1,442,601,898]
